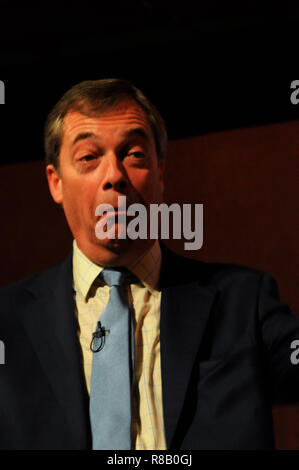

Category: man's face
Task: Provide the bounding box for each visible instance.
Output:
[46,101,165,266]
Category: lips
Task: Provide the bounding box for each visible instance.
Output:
[95,197,141,218]
[99,210,137,224]
[97,200,130,213]
[101,210,127,218]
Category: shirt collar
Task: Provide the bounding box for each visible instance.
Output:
[72,240,161,301]
[127,241,161,294]
[72,240,103,300]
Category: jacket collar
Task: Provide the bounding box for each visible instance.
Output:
[16,253,91,447]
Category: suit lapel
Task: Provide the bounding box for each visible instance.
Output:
[16,253,90,446]
[159,245,218,448]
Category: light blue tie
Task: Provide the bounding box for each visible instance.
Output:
[89,268,133,450]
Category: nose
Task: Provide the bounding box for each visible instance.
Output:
[101,154,128,193]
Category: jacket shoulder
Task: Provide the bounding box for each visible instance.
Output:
[0,252,73,300]
[160,244,265,288]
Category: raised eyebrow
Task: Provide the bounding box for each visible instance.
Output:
[122,127,150,141]
[71,127,150,147]
[71,132,98,146]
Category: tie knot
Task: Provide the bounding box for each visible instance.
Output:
[100,268,129,287]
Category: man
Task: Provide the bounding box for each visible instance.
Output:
[0,79,298,450]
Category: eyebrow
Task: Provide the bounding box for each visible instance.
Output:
[72,132,97,146]
[122,127,150,141]
[71,127,150,147]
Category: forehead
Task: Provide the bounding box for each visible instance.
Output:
[62,102,153,144]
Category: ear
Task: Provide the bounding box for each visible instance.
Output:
[46,164,63,204]
[158,159,166,194]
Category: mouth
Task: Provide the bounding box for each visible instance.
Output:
[96,198,138,220]
[99,210,129,219]
[95,210,132,240]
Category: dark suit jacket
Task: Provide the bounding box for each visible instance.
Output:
[0,244,299,449]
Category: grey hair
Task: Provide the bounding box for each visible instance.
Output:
[44,78,168,170]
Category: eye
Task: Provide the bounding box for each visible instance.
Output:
[81,155,96,162]
[128,151,145,158]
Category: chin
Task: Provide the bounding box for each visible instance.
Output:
[103,237,132,255]
[89,237,134,267]
[78,225,154,267]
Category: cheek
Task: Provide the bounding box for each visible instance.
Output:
[61,176,98,218]
[131,170,163,204]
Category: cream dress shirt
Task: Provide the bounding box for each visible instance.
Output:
[72,240,166,450]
